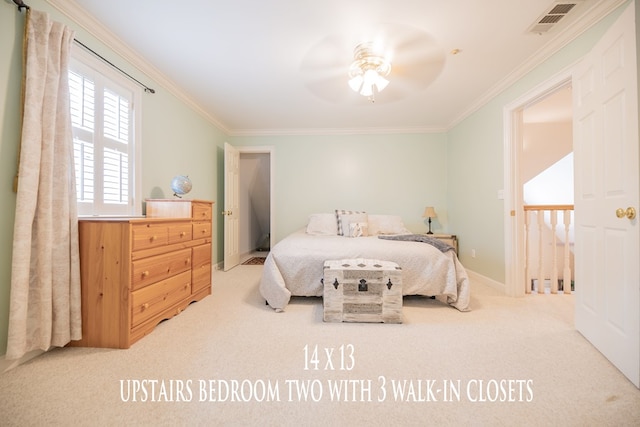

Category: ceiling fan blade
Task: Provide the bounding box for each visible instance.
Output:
[392,49,446,86]
[300,34,350,74]
[300,34,352,102]
[299,22,446,104]
[304,76,354,103]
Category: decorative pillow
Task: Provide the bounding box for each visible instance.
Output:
[368,214,411,235]
[341,213,369,237]
[306,213,338,235]
[335,209,366,236]
[347,222,369,238]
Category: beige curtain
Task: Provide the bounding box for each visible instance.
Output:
[7,9,81,360]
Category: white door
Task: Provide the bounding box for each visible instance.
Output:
[573,2,639,387]
[223,142,240,271]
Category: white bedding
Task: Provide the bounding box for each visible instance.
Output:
[259,229,471,312]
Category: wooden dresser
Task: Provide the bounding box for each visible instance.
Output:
[72,199,213,349]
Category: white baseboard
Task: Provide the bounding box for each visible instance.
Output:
[466,269,506,294]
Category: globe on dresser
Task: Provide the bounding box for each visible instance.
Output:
[171,175,192,198]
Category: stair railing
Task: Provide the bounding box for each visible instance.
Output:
[523,205,574,294]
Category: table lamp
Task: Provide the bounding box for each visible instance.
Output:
[423,207,437,234]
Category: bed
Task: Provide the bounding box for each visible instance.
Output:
[259,212,471,312]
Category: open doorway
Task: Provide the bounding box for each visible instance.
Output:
[521,86,574,294]
[237,146,273,265]
[503,71,573,297]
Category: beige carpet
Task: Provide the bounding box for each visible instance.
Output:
[1,265,639,426]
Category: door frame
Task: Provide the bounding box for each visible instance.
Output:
[237,145,275,253]
[503,68,574,297]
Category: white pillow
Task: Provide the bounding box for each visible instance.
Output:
[306,213,338,235]
[368,214,411,235]
[341,213,369,237]
[335,209,366,236]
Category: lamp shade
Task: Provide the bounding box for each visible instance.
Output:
[348,75,363,92]
[423,207,437,218]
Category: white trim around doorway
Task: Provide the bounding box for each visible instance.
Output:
[503,66,575,297]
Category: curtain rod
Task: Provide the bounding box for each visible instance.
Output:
[13,0,156,94]
[13,0,28,12]
[73,40,156,94]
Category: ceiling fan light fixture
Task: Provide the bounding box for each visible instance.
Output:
[360,80,374,97]
[374,74,389,92]
[348,74,364,92]
[348,42,391,101]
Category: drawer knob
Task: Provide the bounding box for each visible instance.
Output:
[142,271,149,277]
[201,229,207,234]
[180,231,186,237]
[142,303,149,310]
[150,235,157,241]
[186,258,191,265]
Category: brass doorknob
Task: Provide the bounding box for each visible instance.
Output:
[616,207,636,220]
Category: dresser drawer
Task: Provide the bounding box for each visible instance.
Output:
[191,243,211,293]
[192,243,211,267]
[131,270,191,327]
[192,203,212,220]
[131,248,192,291]
[168,223,192,244]
[192,263,211,294]
[132,223,168,251]
[193,222,211,239]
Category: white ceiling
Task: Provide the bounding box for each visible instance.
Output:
[55,0,624,135]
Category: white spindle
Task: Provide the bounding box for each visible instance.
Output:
[563,210,572,294]
[523,205,574,295]
[537,210,545,294]
[550,210,558,294]
[524,210,531,293]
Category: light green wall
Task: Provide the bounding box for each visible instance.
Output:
[0,0,632,358]
[229,133,449,242]
[447,2,631,283]
[0,0,226,357]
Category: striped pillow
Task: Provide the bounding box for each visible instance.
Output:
[335,209,366,236]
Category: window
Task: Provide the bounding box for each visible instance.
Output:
[69,48,142,216]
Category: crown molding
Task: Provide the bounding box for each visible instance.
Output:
[446,0,628,130]
[229,125,447,137]
[45,0,231,135]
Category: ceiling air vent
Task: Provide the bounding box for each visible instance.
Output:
[528,1,583,34]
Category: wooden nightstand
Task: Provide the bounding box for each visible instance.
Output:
[428,233,458,254]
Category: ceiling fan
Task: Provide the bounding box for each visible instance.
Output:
[300,23,446,104]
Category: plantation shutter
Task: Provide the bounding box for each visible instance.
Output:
[69,65,134,215]
[102,88,130,205]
